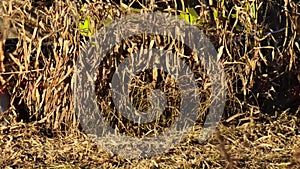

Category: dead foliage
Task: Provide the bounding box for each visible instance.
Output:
[0,0,299,168]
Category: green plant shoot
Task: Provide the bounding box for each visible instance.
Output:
[179,8,199,24]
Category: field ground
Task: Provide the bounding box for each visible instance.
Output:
[0,112,299,168]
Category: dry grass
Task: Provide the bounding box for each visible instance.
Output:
[0,0,299,168]
[0,113,299,168]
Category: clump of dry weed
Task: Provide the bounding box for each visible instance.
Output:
[0,0,299,168]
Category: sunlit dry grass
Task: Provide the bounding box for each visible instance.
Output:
[0,0,299,168]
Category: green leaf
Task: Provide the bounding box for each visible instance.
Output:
[180,12,190,23]
[213,9,218,20]
[79,16,93,36]
[79,6,94,36]
[179,8,199,24]
[186,8,198,23]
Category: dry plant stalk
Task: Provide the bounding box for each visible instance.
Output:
[0,0,298,168]
[0,0,298,134]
